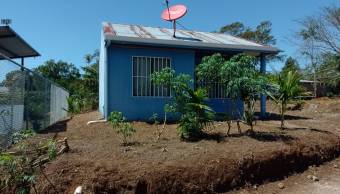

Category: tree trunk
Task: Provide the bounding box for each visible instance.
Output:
[226,121,231,135]
[280,102,285,130]
[237,120,241,133]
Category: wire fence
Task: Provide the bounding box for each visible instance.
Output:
[0,54,69,148]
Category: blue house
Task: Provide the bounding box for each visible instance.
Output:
[99,22,279,120]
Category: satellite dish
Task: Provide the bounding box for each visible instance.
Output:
[161,2,187,38]
[161,5,187,21]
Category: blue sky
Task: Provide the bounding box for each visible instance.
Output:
[2,0,338,71]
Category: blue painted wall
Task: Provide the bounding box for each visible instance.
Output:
[103,44,244,120]
[107,45,195,120]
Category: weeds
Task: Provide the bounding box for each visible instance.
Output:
[0,137,65,194]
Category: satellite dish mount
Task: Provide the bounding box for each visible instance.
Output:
[161,1,187,38]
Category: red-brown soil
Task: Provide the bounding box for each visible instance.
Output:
[29,97,340,194]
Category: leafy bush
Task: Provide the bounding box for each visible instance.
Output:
[66,95,85,114]
[12,129,34,144]
[151,68,214,140]
[108,111,125,129]
[0,139,58,194]
[0,152,35,194]
[47,140,57,160]
[108,111,136,145]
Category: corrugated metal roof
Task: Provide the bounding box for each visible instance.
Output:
[103,22,280,54]
[0,26,40,59]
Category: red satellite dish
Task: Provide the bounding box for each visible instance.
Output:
[161,3,188,38]
[161,4,187,21]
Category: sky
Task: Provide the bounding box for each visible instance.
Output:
[1,0,339,71]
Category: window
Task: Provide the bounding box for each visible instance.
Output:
[132,56,171,97]
[198,80,228,99]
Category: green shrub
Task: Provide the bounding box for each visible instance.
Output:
[66,95,85,114]
[151,68,214,140]
[0,152,35,194]
[108,111,125,129]
[0,139,58,193]
[47,140,57,160]
[108,111,136,145]
[12,129,34,144]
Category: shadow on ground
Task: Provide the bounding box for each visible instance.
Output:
[39,118,71,134]
[255,112,310,121]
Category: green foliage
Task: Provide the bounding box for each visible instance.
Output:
[281,57,301,76]
[149,113,160,125]
[197,53,267,132]
[221,54,266,131]
[108,111,125,129]
[66,95,85,114]
[12,129,34,144]
[47,140,57,160]
[0,152,35,194]
[219,21,276,45]
[80,50,99,109]
[34,50,99,114]
[318,53,340,90]
[196,53,225,82]
[34,60,80,93]
[0,138,58,193]
[267,71,303,129]
[108,111,136,145]
[151,68,214,139]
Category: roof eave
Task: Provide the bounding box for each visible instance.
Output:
[0,26,40,59]
[104,34,280,55]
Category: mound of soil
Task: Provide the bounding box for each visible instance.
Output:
[30,98,340,194]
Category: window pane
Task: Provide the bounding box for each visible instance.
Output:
[133,57,137,76]
[132,56,171,97]
[133,77,137,96]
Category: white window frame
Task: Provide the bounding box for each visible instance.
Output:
[131,56,171,98]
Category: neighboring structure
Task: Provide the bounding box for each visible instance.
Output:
[99,22,280,120]
[0,25,69,147]
[300,80,327,97]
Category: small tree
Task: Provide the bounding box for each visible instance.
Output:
[151,68,214,140]
[150,104,176,142]
[268,71,303,129]
[197,53,266,133]
[108,111,136,145]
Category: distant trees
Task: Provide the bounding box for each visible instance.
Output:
[34,60,81,93]
[81,50,99,109]
[35,50,99,112]
[296,4,340,95]
[281,57,301,76]
[219,21,276,45]
[219,21,283,62]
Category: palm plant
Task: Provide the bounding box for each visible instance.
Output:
[268,71,302,129]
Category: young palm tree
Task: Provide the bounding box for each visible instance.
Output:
[269,71,302,129]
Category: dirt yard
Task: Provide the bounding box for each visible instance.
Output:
[30,97,340,194]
